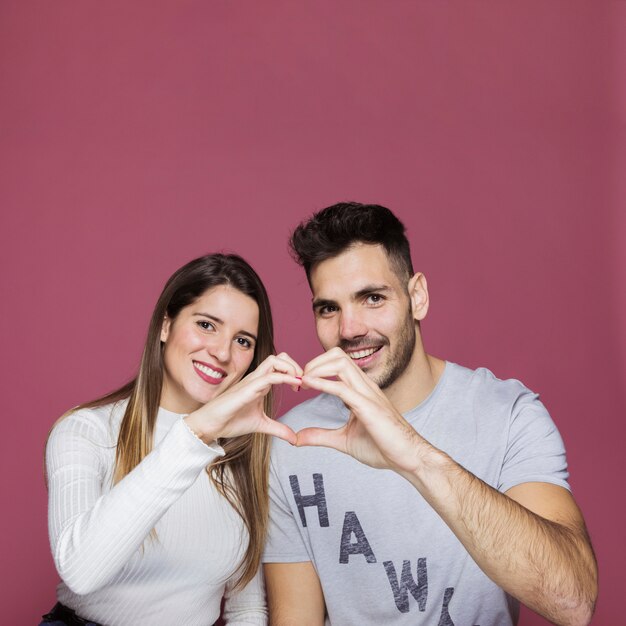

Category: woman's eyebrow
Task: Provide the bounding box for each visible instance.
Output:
[238,330,257,341]
[193,312,222,323]
[193,312,257,341]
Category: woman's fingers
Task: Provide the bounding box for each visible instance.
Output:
[248,371,302,396]
[275,352,304,391]
[253,353,303,391]
[276,352,304,377]
[257,416,297,445]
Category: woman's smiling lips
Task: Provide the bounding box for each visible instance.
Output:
[193,360,227,385]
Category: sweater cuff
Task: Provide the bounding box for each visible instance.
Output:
[179,417,225,458]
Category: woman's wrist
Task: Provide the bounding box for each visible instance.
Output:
[183,413,219,446]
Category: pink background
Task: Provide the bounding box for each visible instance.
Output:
[1,2,624,624]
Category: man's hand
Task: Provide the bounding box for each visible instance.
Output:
[295,347,597,625]
[296,347,433,473]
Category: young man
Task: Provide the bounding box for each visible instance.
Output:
[263,202,597,626]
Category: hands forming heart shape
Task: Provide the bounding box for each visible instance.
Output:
[184,349,429,475]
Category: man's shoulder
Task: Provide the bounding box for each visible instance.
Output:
[445,362,539,413]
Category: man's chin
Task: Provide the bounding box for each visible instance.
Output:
[361,364,388,387]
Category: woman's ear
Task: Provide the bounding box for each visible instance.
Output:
[407,272,430,321]
[160,316,171,343]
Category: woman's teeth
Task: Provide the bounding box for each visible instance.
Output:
[194,362,224,379]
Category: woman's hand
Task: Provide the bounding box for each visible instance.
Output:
[184,352,302,445]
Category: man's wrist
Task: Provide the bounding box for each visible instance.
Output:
[397,443,454,494]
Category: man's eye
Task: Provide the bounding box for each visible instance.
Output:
[197,321,215,331]
[319,305,337,316]
[366,294,384,305]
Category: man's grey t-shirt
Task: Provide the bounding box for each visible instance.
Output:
[264,362,570,626]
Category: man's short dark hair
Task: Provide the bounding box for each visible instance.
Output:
[289,202,414,283]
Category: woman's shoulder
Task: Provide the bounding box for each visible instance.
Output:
[49,399,128,445]
[45,401,128,480]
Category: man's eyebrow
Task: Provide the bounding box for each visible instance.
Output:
[311,285,391,311]
[192,312,257,341]
[353,284,391,299]
[311,298,337,311]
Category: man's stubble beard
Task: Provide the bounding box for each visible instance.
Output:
[374,308,416,390]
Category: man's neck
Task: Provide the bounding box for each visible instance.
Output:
[384,345,446,414]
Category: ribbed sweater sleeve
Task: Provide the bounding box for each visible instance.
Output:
[222,567,268,624]
[46,409,223,595]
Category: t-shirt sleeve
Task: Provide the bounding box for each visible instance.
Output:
[497,387,570,493]
[262,452,311,563]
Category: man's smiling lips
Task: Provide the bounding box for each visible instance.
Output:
[193,360,227,385]
[345,345,383,368]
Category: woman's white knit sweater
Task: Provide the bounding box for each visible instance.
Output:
[45,400,267,625]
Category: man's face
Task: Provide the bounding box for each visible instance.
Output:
[310,243,416,389]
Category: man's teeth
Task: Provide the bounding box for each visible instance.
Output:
[194,362,225,379]
[349,347,379,360]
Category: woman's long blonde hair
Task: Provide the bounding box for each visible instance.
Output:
[69,254,275,589]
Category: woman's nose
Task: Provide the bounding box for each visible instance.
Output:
[208,336,231,363]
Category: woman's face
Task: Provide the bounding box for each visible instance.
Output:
[160,285,260,414]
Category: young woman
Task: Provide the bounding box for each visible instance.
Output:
[42,253,302,626]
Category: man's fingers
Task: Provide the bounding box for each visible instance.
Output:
[302,347,348,373]
[304,358,366,391]
[295,426,346,452]
[302,374,361,408]
[303,349,383,396]
[303,375,388,434]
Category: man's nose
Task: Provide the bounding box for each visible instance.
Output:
[339,309,367,340]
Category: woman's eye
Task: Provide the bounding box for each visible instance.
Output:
[197,320,215,331]
[236,337,253,349]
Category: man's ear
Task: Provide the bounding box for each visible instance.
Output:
[160,316,171,343]
[407,273,429,321]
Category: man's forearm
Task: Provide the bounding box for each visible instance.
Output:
[401,447,598,626]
